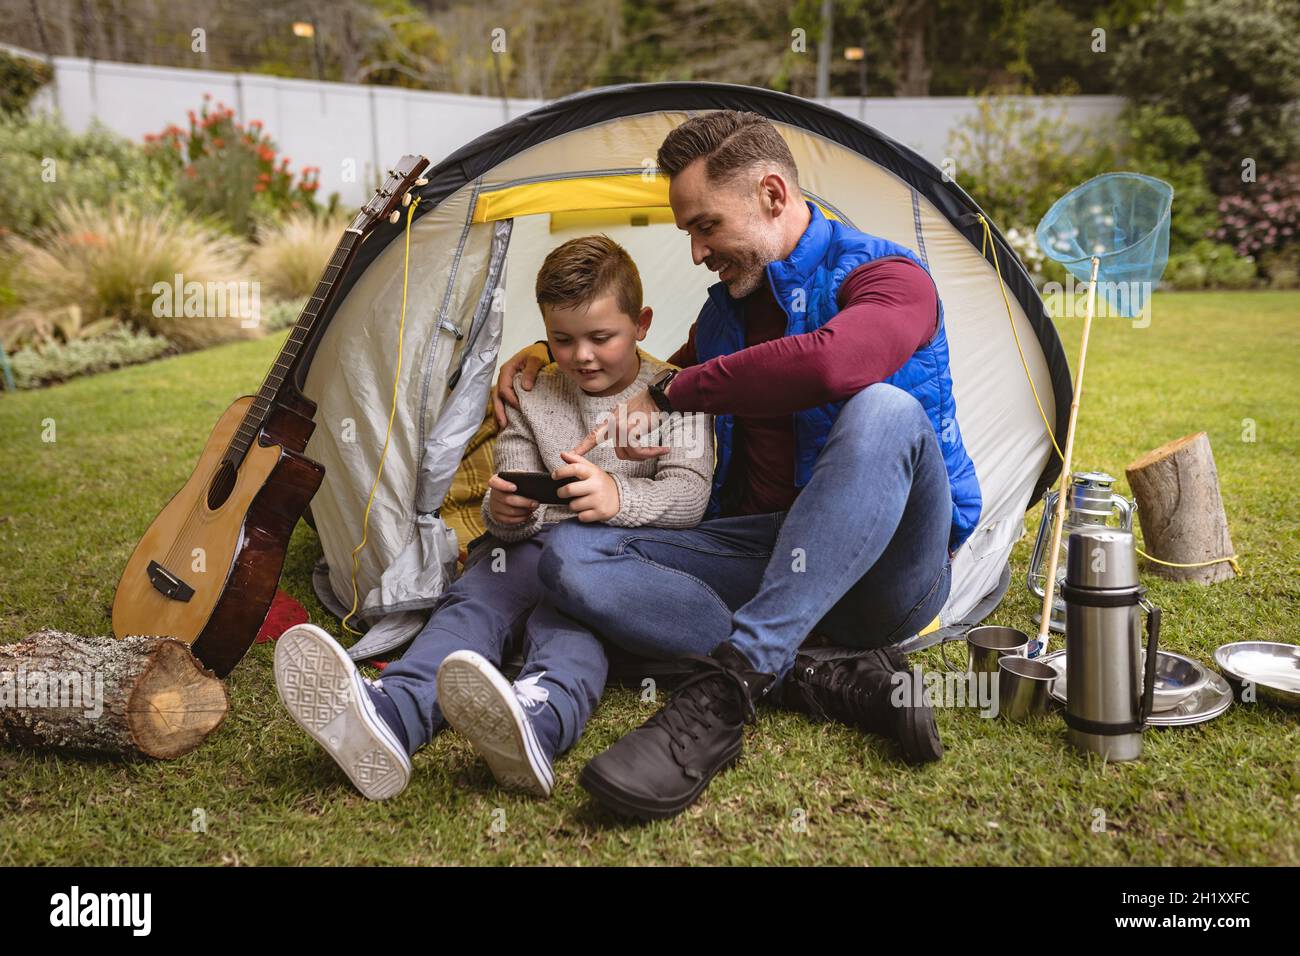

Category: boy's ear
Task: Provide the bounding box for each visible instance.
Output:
[636,305,653,341]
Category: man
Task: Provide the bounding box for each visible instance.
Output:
[494,111,982,820]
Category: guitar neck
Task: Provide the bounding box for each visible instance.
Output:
[224,228,362,465]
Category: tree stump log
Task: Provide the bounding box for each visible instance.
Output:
[1125,432,1237,585]
[0,630,228,759]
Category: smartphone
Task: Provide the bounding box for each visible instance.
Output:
[498,471,578,505]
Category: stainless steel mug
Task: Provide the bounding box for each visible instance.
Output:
[954,626,1031,674]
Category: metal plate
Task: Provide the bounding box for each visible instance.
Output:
[1214,641,1300,709]
[1042,650,1234,727]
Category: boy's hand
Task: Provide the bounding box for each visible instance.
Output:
[554,451,621,523]
[569,388,670,461]
[486,474,540,525]
[493,342,551,428]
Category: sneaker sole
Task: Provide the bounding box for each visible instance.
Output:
[578,740,742,821]
[437,651,554,797]
[274,623,412,801]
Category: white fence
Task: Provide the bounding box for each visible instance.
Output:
[23,49,1125,207]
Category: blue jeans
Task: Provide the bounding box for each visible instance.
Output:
[378,525,609,755]
[537,383,954,680]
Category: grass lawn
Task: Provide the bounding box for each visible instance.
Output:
[1,290,1297,866]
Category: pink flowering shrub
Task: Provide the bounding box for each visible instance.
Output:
[1213,165,1300,259]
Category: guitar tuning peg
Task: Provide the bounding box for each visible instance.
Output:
[402,192,411,207]
[389,210,401,224]
[415,178,428,186]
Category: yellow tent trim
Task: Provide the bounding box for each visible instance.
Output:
[472,174,842,224]
[549,206,677,231]
[473,175,668,223]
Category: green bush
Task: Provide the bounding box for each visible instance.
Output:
[261,298,308,332]
[0,50,53,114]
[1112,0,1300,197]
[1164,241,1258,291]
[1258,246,1300,289]
[9,326,172,389]
[947,94,1117,232]
[0,112,178,238]
[1116,105,1219,255]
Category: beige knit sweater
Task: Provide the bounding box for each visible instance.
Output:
[483,350,714,542]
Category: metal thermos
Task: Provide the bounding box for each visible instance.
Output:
[1061,527,1162,761]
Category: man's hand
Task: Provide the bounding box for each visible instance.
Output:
[553,451,621,522]
[569,387,670,462]
[493,341,551,428]
[486,474,540,526]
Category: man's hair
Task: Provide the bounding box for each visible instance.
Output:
[535,234,643,319]
[656,110,799,188]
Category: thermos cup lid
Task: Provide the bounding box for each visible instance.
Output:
[1066,527,1139,589]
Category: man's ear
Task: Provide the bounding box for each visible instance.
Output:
[761,171,790,218]
[636,306,653,341]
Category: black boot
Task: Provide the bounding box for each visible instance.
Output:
[579,642,775,820]
[781,643,942,765]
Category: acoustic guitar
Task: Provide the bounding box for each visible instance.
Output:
[112,155,429,677]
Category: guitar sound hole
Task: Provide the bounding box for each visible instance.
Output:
[207,461,238,510]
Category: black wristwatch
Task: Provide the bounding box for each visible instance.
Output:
[648,368,678,413]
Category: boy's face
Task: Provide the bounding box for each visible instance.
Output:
[543,292,651,396]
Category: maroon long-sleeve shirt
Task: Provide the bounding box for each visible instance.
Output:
[666,256,939,516]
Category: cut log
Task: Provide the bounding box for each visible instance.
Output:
[1125,432,1237,585]
[0,630,228,759]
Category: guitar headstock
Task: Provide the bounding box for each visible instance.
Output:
[352,154,430,232]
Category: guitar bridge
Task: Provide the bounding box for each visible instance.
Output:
[146,560,195,602]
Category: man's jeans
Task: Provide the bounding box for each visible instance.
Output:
[378,526,608,755]
[537,382,954,681]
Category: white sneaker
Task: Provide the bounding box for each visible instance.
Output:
[437,650,556,797]
[274,623,412,801]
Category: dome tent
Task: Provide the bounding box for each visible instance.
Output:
[293,81,1072,660]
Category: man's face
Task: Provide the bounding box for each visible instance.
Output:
[669,159,788,298]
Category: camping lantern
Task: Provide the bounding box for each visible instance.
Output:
[1026,471,1134,634]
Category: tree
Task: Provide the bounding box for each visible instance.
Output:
[1112,0,1300,195]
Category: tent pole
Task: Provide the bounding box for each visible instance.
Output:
[1035,255,1100,655]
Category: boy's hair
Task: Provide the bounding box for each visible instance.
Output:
[535,234,643,319]
[656,110,799,188]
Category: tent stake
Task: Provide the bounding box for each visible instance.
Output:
[1035,255,1100,655]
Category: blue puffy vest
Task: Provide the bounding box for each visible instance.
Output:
[693,201,982,552]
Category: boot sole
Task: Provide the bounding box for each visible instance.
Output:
[578,741,742,821]
[896,701,943,765]
[437,651,554,797]
[274,623,412,801]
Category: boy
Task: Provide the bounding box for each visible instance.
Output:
[274,235,713,800]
